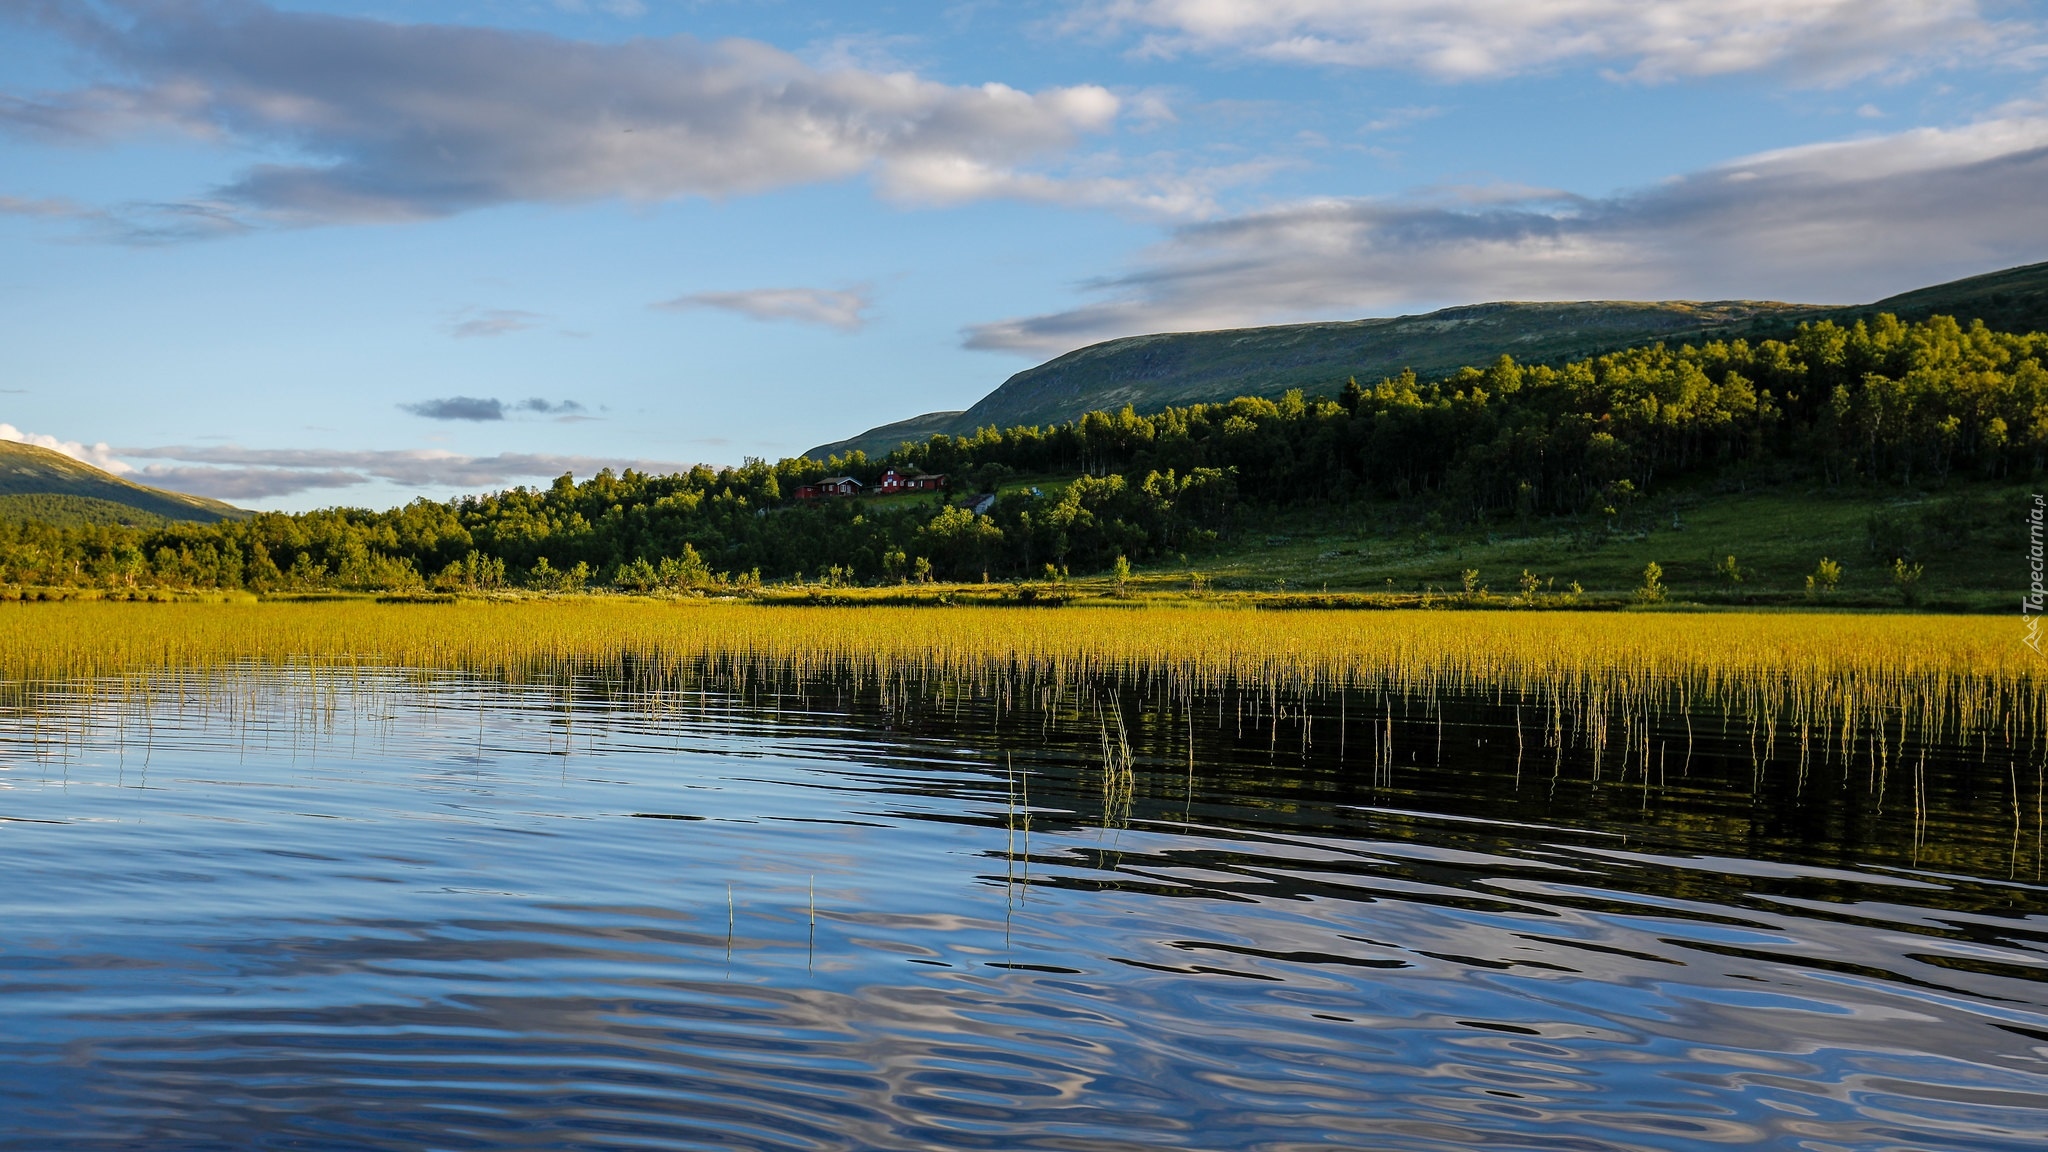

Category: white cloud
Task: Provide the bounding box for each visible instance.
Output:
[0,0,1121,225]
[658,286,876,331]
[0,423,135,474]
[965,115,2048,355]
[1076,0,2009,82]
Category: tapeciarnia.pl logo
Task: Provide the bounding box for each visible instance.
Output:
[2026,494,2045,653]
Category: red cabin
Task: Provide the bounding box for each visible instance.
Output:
[878,468,946,494]
[794,476,861,499]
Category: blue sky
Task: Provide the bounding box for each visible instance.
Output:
[3,0,2047,509]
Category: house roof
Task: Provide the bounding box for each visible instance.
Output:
[818,476,859,486]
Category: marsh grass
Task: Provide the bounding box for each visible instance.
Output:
[0,598,2038,886]
[0,600,2035,798]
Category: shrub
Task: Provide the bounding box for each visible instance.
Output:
[1635,561,1666,604]
[1891,557,1925,606]
[1806,557,1843,598]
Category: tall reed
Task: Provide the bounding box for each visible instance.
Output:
[0,600,2033,765]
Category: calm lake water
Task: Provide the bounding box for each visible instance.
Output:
[0,665,2043,1150]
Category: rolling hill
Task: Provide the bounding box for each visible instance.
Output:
[0,440,247,525]
[810,260,2048,461]
[811,410,963,465]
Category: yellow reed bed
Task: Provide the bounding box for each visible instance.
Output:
[0,598,2024,681]
[0,599,2032,739]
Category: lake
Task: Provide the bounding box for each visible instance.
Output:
[0,661,2043,1150]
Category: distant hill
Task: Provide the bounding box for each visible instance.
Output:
[0,441,247,524]
[812,260,2048,460]
[807,410,964,464]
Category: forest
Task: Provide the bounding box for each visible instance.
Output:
[2,313,2040,594]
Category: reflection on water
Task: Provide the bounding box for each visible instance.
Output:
[0,666,2043,1151]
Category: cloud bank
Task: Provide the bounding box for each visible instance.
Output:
[656,286,874,331]
[120,445,692,499]
[1078,0,2008,82]
[966,115,2048,355]
[129,465,368,500]
[0,0,1120,227]
[0,422,680,500]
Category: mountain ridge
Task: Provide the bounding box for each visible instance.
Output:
[809,260,2048,461]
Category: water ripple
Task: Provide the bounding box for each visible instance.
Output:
[0,668,2042,1150]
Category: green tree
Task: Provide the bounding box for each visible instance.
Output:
[919,506,1004,580]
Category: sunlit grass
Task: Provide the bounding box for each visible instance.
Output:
[3,599,2033,753]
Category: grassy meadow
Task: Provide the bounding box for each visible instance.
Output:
[925,474,2029,612]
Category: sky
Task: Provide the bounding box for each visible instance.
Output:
[3,0,2047,511]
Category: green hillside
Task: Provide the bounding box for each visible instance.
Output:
[812,300,1806,458]
[0,441,246,524]
[1652,260,2048,348]
[813,260,2048,460]
[0,493,177,528]
[942,299,1809,437]
[1861,260,2048,332]
[808,409,963,463]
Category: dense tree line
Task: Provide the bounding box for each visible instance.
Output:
[0,464,1230,591]
[2,314,2039,593]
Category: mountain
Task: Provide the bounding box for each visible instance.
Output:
[0,440,247,524]
[811,260,2048,461]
